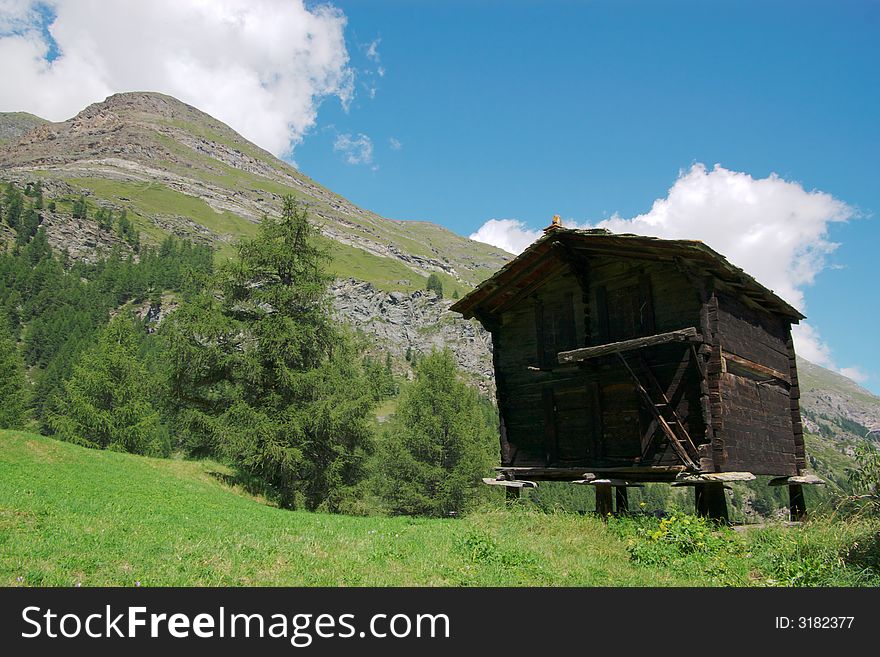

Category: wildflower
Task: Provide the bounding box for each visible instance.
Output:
[16,576,23,583]
[135,581,141,587]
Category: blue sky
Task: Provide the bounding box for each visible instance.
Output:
[293,0,880,392]
[1,0,877,392]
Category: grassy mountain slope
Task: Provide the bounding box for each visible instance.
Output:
[3,431,878,587]
[0,92,508,293]
[0,430,689,586]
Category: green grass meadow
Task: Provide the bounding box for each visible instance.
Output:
[2,431,878,587]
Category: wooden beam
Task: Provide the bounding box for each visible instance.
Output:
[595,482,613,517]
[572,478,645,487]
[615,486,629,515]
[788,484,807,521]
[558,327,701,364]
[722,350,790,383]
[694,482,729,524]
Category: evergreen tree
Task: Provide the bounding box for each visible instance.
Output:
[16,208,41,247]
[164,196,375,510]
[95,206,114,232]
[3,184,24,231]
[50,314,161,454]
[72,195,88,220]
[0,320,28,429]
[426,272,444,298]
[375,349,496,516]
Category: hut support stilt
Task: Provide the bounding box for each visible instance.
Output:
[614,486,629,515]
[788,484,806,521]
[595,482,613,517]
[694,482,729,524]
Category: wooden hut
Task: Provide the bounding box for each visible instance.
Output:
[451,225,822,521]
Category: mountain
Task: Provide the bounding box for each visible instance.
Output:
[798,357,880,435]
[0,92,509,381]
[0,112,48,146]
[0,92,508,290]
[2,92,878,457]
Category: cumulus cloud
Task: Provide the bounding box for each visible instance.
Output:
[334,132,373,165]
[470,219,543,255]
[470,164,864,379]
[0,0,354,156]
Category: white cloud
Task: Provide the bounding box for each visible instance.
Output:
[596,164,852,312]
[0,0,355,157]
[389,137,402,151]
[839,367,869,384]
[470,219,544,255]
[334,132,373,165]
[470,163,864,379]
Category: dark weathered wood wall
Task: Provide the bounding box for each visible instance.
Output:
[708,292,801,476]
[494,255,708,469]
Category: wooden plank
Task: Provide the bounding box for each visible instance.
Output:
[494,465,687,483]
[542,387,557,465]
[722,350,790,383]
[558,327,701,363]
[639,273,656,334]
[534,299,545,368]
[596,285,610,343]
[572,478,645,487]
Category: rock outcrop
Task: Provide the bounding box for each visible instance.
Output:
[330,279,495,392]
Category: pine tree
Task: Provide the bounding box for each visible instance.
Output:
[50,314,160,454]
[3,184,24,231]
[426,272,444,298]
[376,349,496,516]
[164,196,375,510]
[0,320,29,429]
[72,195,88,220]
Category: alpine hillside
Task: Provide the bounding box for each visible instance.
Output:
[1,92,878,469]
[0,92,508,381]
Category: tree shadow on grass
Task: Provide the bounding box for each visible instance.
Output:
[207,469,283,508]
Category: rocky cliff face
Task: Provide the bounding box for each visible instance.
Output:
[797,357,880,436]
[330,279,495,391]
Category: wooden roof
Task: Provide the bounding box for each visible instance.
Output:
[451,228,805,322]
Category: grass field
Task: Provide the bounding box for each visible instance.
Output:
[2,431,878,587]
